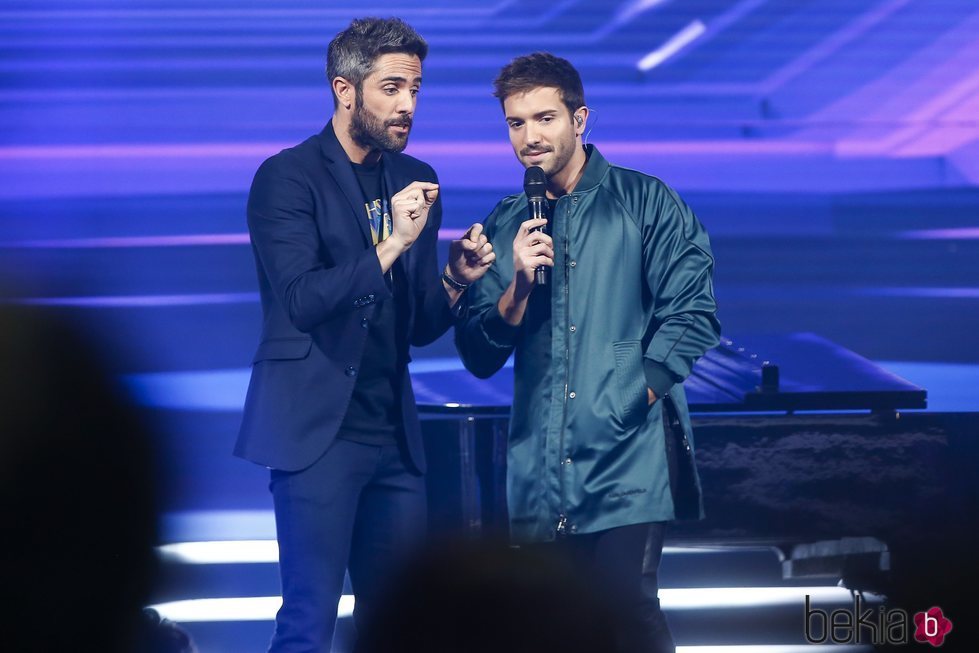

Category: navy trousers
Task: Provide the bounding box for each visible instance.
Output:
[267,439,426,653]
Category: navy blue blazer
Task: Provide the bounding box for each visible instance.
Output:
[235,122,454,473]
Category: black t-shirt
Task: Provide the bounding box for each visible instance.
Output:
[336,160,410,446]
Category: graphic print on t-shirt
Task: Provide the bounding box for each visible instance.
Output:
[365,198,392,246]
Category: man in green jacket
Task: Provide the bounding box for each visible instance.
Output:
[455,53,721,652]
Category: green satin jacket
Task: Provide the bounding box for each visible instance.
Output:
[455,146,721,543]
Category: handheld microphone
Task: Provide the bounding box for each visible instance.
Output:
[523,166,549,286]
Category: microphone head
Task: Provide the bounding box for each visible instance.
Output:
[523,166,546,200]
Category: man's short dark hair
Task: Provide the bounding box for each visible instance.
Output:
[326,17,428,107]
[493,52,585,116]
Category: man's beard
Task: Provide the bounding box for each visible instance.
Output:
[520,143,574,179]
[349,95,412,153]
[521,133,575,178]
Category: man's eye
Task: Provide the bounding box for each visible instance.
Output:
[383,87,397,95]
[508,121,522,129]
[541,116,553,123]
[410,88,419,97]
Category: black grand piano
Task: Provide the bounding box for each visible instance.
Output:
[414,332,978,617]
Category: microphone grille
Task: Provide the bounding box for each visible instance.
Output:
[523,166,546,199]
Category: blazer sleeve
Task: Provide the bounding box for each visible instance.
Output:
[247,153,391,333]
[407,182,452,346]
[454,204,519,378]
[641,184,722,398]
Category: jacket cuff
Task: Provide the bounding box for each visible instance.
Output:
[480,303,520,348]
[644,359,677,399]
[449,289,470,321]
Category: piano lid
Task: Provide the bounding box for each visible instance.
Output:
[410,332,925,414]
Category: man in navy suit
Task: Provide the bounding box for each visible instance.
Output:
[235,17,495,653]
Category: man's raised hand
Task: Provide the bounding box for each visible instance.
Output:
[512,217,553,298]
[390,181,439,249]
[447,223,496,285]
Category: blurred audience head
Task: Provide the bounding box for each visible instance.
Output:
[138,609,199,653]
[0,306,160,652]
[355,536,616,653]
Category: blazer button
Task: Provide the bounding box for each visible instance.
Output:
[345,366,356,377]
[361,318,369,328]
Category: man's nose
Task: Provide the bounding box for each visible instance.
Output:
[396,89,415,114]
[524,123,541,146]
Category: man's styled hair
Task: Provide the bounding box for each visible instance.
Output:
[326,17,428,107]
[493,52,586,116]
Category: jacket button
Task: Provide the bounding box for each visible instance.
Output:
[569,391,576,399]
[361,318,369,328]
[345,366,356,377]
[569,325,576,333]
[569,260,577,268]
[564,457,572,465]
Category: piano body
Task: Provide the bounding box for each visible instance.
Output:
[414,332,978,616]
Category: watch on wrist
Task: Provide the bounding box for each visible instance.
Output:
[442,267,470,291]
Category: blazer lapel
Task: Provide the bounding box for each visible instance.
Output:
[319,121,372,247]
[381,152,416,327]
[380,153,411,271]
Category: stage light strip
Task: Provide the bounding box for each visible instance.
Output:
[0,139,834,161]
[151,595,353,622]
[0,4,509,20]
[157,540,739,564]
[858,287,979,299]
[634,0,768,73]
[0,229,469,249]
[3,234,250,249]
[16,293,259,307]
[150,587,878,622]
[637,20,706,72]
[662,587,880,610]
[896,227,979,240]
[160,540,280,564]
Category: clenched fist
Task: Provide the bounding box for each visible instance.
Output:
[390,181,439,249]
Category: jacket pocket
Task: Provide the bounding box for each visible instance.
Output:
[612,340,648,428]
[252,337,313,363]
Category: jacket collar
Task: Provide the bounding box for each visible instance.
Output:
[317,118,401,183]
[318,120,371,245]
[572,144,610,194]
[317,122,410,269]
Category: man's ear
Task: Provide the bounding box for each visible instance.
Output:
[332,76,354,110]
[573,106,589,136]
